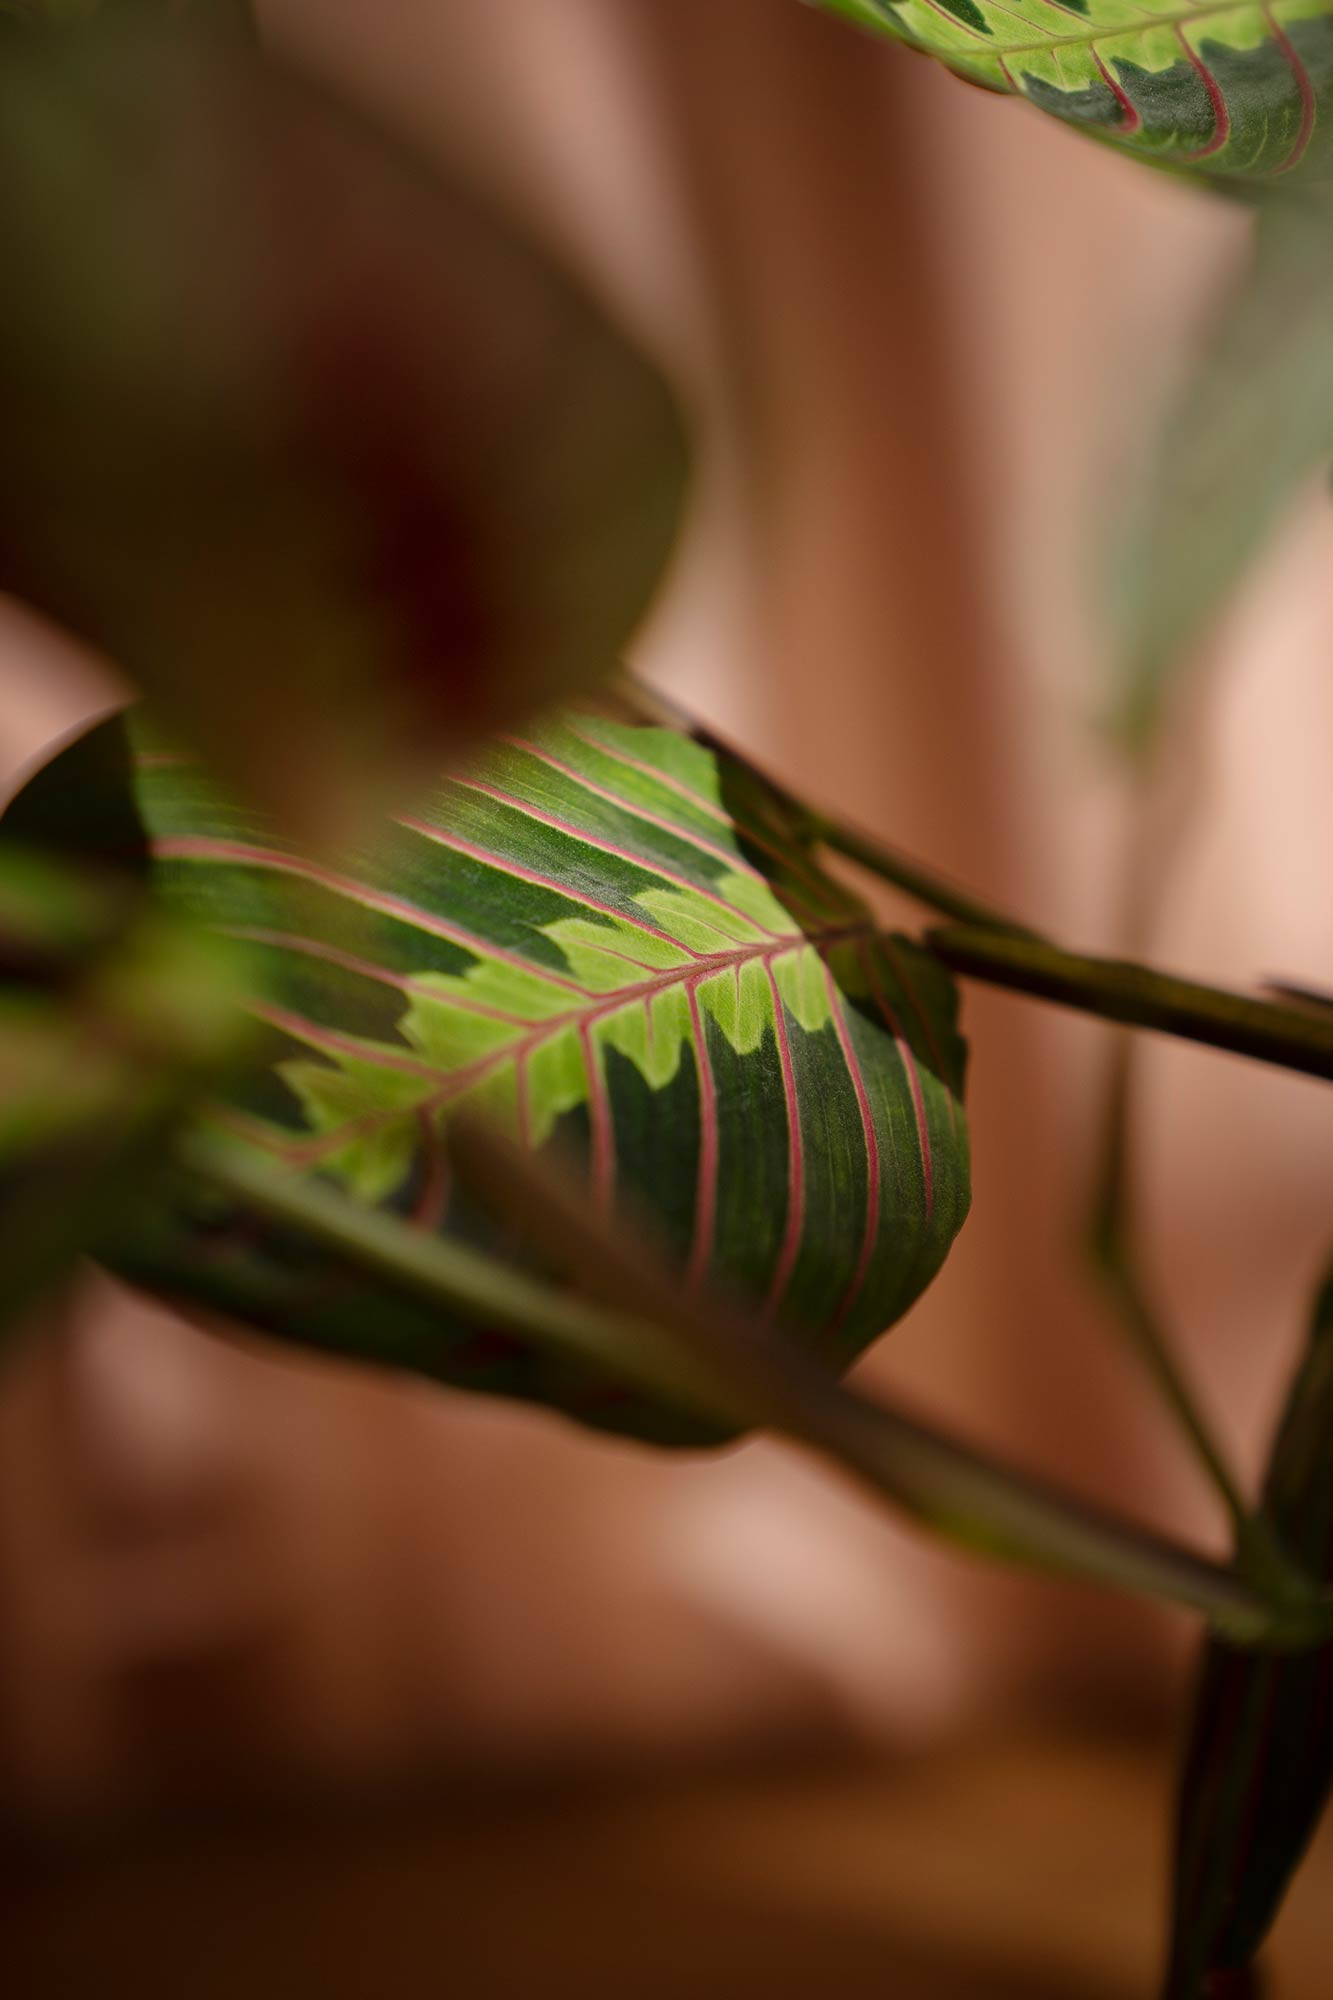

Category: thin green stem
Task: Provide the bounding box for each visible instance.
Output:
[805,801,1333,1084]
[630,674,1034,939]
[779,786,1321,1592]
[718,724,1323,1612]
[927,926,1333,1084]
[1091,1034,1308,1605]
[182,1129,1330,1651]
[806,809,1039,939]
[458,1121,1326,1646]
[782,1390,1314,1645]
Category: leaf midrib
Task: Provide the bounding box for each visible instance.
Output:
[232,917,878,1169]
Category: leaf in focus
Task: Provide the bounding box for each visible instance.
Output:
[1163,1258,1333,1997]
[808,0,1333,188]
[0,12,686,846]
[4,704,971,1443]
[0,843,252,1340]
[1111,196,1333,759]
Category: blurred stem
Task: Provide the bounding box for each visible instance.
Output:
[927,926,1333,1083]
[807,808,1038,938]
[178,1133,734,1424]
[809,805,1333,1079]
[184,1129,1330,1650]
[1090,1030,1307,1605]
[1086,762,1310,1610]
[678,701,1333,1081]
[453,1121,1325,1646]
[809,778,1317,1597]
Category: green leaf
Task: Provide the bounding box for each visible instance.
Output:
[0,845,251,1339]
[809,0,1333,187]
[0,11,685,846]
[6,704,971,1443]
[1112,197,1333,756]
[1163,1259,1333,1996]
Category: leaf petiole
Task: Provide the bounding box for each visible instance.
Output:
[184,1128,1332,1652]
[1091,1035,1311,1607]
[806,809,1039,939]
[805,802,1333,1085]
[927,926,1333,1084]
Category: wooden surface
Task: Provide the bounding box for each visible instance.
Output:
[8,1732,1333,1998]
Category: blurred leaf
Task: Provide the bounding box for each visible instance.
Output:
[1,703,148,866]
[0,3,248,25]
[809,0,1333,188]
[0,11,686,846]
[1164,1258,1333,1997]
[0,843,251,1339]
[6,701,970,1442]
[1112,196,1333,757]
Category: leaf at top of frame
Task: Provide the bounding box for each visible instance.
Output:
[4,698,971,1445]
[809,0,1333,189]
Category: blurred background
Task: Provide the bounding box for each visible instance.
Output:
[4,1,1333,1992]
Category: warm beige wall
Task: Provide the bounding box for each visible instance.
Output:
[4,0,1332,1815]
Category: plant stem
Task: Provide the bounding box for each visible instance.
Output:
[182,1130,1330,1651]
[809,809,1333,1083]
[806,809,1039,938]
[806,800,1333,1084]
[770,787,1317,1595]
[631,676,1034,939]
[927,926,1333,1083]
[1090,1033,1308,1604]
[784,1392,1314,1647]
[177,1131,736,1426]
[936,912,1328,1587]
[761,743,1321,1610]
[464,1120,1329,1647]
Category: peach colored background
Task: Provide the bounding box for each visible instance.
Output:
[3,0,1332,1817]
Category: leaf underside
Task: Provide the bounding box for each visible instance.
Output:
[815,0,1333,186]
[9,706,970,1444]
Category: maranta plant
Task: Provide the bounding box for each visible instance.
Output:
[814,0,1333,185]
[6,697,969,1444]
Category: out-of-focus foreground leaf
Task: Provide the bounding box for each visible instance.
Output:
[1164,1259,1333,1997]
[4,700,970,1443]
[1112,196,1333,758]
[0,842,251,1341]
[810,0,1333,189]
[0,10,686,845]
